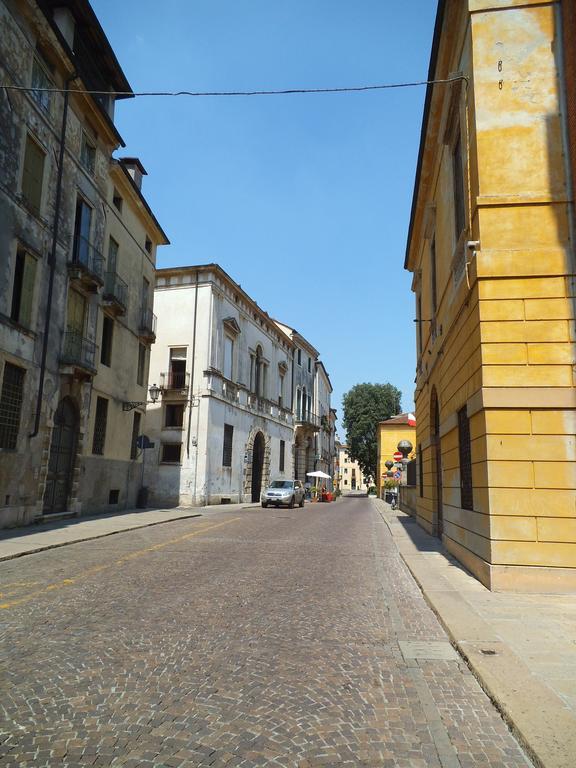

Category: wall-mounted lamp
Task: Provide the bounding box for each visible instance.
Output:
[122,383,161,412]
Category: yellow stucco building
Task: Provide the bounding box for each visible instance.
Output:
[376,414,416,498]
[406,0,576,591]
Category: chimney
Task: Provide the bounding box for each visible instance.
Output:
[119,158,147,191]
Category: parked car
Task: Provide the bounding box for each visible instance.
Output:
[261,479,305,508]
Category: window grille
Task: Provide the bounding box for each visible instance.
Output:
[222,424,233,467]
[458,406,473,510]
[165,404,184,428]
[0,364,25,450]
[92,397,108,455]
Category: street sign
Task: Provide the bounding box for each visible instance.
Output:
[393,451,403,461]
[393,471,401,479]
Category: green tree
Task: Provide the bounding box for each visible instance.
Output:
[342,383,402,481]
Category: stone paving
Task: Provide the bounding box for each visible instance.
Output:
[0,497,531,767]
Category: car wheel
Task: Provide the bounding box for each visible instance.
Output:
[289,496,295,509]
[261,502,267,508]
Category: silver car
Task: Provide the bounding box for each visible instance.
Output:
[261,479,305,508]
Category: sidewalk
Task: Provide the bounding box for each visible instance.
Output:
[0,503,255,562]
[372,497,576,768]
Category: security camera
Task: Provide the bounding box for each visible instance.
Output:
[466,240,480,250]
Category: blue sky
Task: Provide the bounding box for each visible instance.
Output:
[91,0,437,427]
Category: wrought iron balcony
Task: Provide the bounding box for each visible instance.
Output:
[159,370,190,391]
[139,308,157,341]
[103,271,128,315]
[68,235,104,289]
[60,330,97,374]
[295,410,321,430]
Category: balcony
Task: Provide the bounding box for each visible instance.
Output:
[139,308,157,342]
[159,370,190,392]
[295,410,320,430]
[60,330,96,377]
[222,380,239,403]
[68,236,104,291]
[103,272,128,315]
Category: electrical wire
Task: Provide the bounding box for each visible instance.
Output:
[2,76,467,99]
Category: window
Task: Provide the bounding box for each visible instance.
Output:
[278,372,284,407]
[80,133,96,175]
[165,404,184,428]
[112,189,123,212]
[21,135,45,216]
[72,197,92,265]
[137,343,146,386]
[169,348,187,388]
[344,468,348,474]
[297,349,302,366]
[430,236,437,315]
[224,336,234,380]
[107,237,119,273]
[417,295,423,358]
[130,411,141,460]
[145,236,152,254]
[279,440,285,472]
[30,55,52,113]
[222,424,233,467]
[307,357,311,372]
[419,445,423,498]
[10,248,37,328]
[100,316,113,366]
[108,489,120,504]
[161,442,182,463]
[296,389,302,418]
[92,397,108,455]
[0,364,25,450]
[458,406,473,510]
[452,132,466,239]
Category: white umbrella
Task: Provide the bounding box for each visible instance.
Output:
[306,471,331,479]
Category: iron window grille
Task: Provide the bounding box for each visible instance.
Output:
[92,397,108,455]
[222,424,233,467]
[458,406,473,511]
[0,364,25,450]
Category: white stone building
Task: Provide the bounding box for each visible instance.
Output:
[144,265,295,506]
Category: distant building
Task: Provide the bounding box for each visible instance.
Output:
[145,265,295,506]
[405,0,576,591]
[376,413,416,498]
[0,0,167,527]
[335,442,370,493]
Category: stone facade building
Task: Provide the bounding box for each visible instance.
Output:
[144,265,296,507]
[405,0,575,591]
[0,0,167,527]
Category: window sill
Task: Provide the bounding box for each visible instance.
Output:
[160,461,181,466]
[163,425,184,431]
[0,314,36,338]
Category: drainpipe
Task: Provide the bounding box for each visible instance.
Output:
[186,269,199,458]
[30,74,76,438]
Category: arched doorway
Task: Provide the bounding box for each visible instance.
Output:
[430,387,443,537]
[43,397,79,514]
[251,431,265,502]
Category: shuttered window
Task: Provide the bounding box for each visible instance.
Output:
[0,364,25,450]
[458,406,473,510]
[22,135,45,216]
[10,249,37,328]
[100,316,114,367]
[222,424,233,467]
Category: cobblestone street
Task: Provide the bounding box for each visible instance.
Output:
[0,497,531,767]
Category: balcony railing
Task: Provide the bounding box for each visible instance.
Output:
[222,380,239,403]
[160,370,190,390]
[295,410,321,429]
[61,331,96,372]
[103,271,128,312]
[69,235,104,284]
[139,308,157,338]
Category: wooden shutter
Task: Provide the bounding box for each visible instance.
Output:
[22,136,45,215]
[19,253,37,328]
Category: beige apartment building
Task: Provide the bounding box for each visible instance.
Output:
[0,0,167,527]
[336,442,371,492]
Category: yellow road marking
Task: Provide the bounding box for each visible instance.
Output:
[0,517,240,611]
